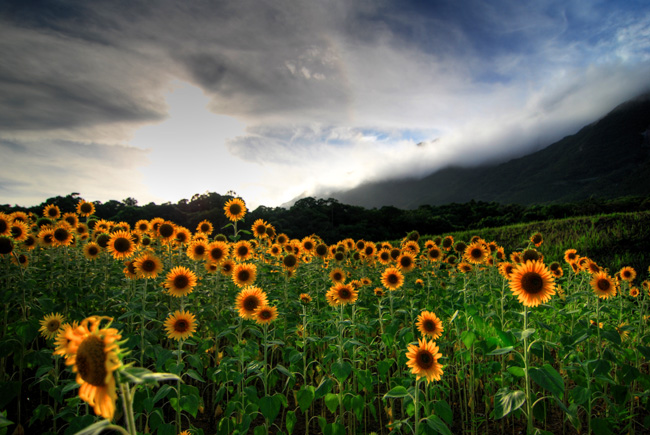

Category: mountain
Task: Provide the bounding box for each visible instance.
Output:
[326,93,650,209]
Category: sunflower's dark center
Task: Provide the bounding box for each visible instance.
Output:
[332,272,343,281]
[521,272,544,294]
[80,203,93,214]
[303,241,313,250]
[194,245,206,256]
[47,319,61,332]
[139,224,149,231]
[365,247,374,256]
[76,335,107,387]
[622,271,632,279]
[0,220,8,234]
[243,296,260,311]
[11,226,23,238]
[284,255,297,268]
[390,249,400,260]
[211,248,224,260]
[229,204,242,216]
[423,319,436,332]
[417,350,434,369]
[400,257,412,268]
[18,254,27,264]
[380,252,390,261]
[237,270,251,282]
[142,259,156,272]
[255,225,266,235]
[597,278,611,292]
[174,274,190,289]
[567,252,577,260]
[532,235,542,244]
[176,233,188,243]
[237,246,249,257]
[88,246,99,256]
[174,319,189,333]
[47,208,58,217]
[522,250,540,262]
[113,237,131,253]
[200,223,211,232]
[442,239,452,248]
[334,252,344,261]
[316,244,328,256]
[429,249,440,259]
[338,288,352,300]
[470,248,483,259]
[126,261,137,274]
[223,264,233,273]
[65,217,76,226]
[43,234,54,244]
[159,224,175,238]
[260,309,272,320]
[387,274,399,285]
[54,228,70,242]
[24,237,35,247]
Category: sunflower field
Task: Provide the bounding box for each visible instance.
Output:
[1,198,650,435]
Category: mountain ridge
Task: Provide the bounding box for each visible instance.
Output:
[322,92,650,209]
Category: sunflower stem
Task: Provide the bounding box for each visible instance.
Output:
[119,382,137,435]
[414,377,421,435]
[523,307,533,435]
[176,340,183,433]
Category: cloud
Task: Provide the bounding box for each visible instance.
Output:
[0,138,153,206]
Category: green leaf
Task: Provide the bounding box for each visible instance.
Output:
[518,328,536,341]
[383,386,409,399]
[286,410,297,435]
[529,364,564,398]
[351,394,364,420]
[260,395,281,422]
[377,358,394,377]
[433,400,453,425]
[314,377,333,400]
[570,385,590,406]
[461,330,476,349]
[506,365,524,377]
[601,328,621,345]
[69,419,111,435]
[153,384,174,404]
[297,386,315,413]
[492,388,526,419]
[275,364,294,380]
[324,393,339,414]
[487,346,514,356]
[186,369,205,383]
[426,414,452,435]
[331,360,352,383]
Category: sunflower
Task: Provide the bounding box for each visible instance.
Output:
[283,253,299,270]
[134,253,163,279]
[232,241,253,261]
[426,247,443,262]
[416,311,444,339]
[157,221,176,242]
[196,220,214,235]
[630,287,640,298]
[232,263,257,287]
[9,221,29,242]
[508,260,556,307]
[186,240,209,261]
[43,204,61,219]
[406,338,444,383]
[76,200,96,217]
[374,287,385,297]
[329,268,346,283]
[0,213,11,237]
[457,262,473,273]
[174,227,191,244]
[314,243,329,259]
[619,266,636,282]
[164,310,197,341]
[207,241,229,264]
[134,220,150,234]
[299,293,312,304]
[396,251,417,272]
[221,259,235,276]
[224,198,247,222]
[441,235,454,251]
[123,260,138,279]
[377,248,392,265]
[83,242,102,260]
[62,212,79,228]
[39,312,65,339]
[381,267,404,290]
[164,266,198,297]
[251,219,268,238]
[254,305,278,325]
[21,234,37,251]
[564,249,579,264]
[105,230,136,260]
[53,225,75,247]
[236,286,269,319]
[464,241,488,265]
[55,316,121,420]
[529,232,543,247]
[325,283,358,306]
[38,227,55,247]
[590,271,617,299]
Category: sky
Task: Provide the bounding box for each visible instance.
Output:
[2,0,650,210]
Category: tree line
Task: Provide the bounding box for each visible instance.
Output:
[3,192,650,243]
